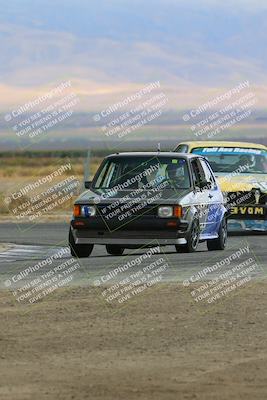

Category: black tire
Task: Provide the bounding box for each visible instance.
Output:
[69,228,94,258]
[175,218,200,253]
[106,245,124,256]
[207,216,227,251]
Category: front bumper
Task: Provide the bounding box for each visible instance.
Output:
[73,235,187,246]
[71,216,189,246]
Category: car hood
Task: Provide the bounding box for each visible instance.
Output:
[216,173,267,192]
[75,187,192,205]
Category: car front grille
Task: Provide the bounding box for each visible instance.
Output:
[96,203,158,218]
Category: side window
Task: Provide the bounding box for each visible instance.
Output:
[200,159,215,187]
[94,161,121,188]
[102,162,117,187]
[94,161,110,188]
[175,144,189,153]
[191,159,206,187]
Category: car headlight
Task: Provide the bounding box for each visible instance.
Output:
[73,205,96,217]
[81,205,96,217]
[157,206,171,218]
[158,206,183,218]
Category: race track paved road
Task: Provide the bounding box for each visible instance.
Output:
[0,223,266,290]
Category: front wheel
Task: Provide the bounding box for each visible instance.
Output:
[207,216,227,251]
[69,228,94,258]
[175,218,200,253]
[106,245,124,256]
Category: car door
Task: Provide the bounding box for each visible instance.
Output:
[190,158,210,233]
[199,158,222,236]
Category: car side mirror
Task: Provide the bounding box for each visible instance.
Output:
[84,181,92,189]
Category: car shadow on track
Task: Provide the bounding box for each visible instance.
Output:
[229,231,267,236]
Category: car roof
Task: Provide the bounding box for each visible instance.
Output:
[105,152,202,159]
[175,141,266,150]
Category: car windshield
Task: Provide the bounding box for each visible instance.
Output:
[93,156,191,190]
[191,147,267,174]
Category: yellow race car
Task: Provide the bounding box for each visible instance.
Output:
[174,141,267,231]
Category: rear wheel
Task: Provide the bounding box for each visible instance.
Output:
[175,218,200,253]
[106,245,124,256]
[69,228,94,258]
[207,216,227,251]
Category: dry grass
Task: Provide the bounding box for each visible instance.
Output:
[0,156,102,177]
[0,156,102,215]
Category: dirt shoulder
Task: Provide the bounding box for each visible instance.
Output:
[0,282,267,400]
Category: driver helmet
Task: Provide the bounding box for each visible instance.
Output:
[239,154,256,169]
[166,163,185,181]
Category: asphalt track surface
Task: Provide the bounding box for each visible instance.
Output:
[0,222,266,291]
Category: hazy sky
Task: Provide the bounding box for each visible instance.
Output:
[0,0,266,110]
